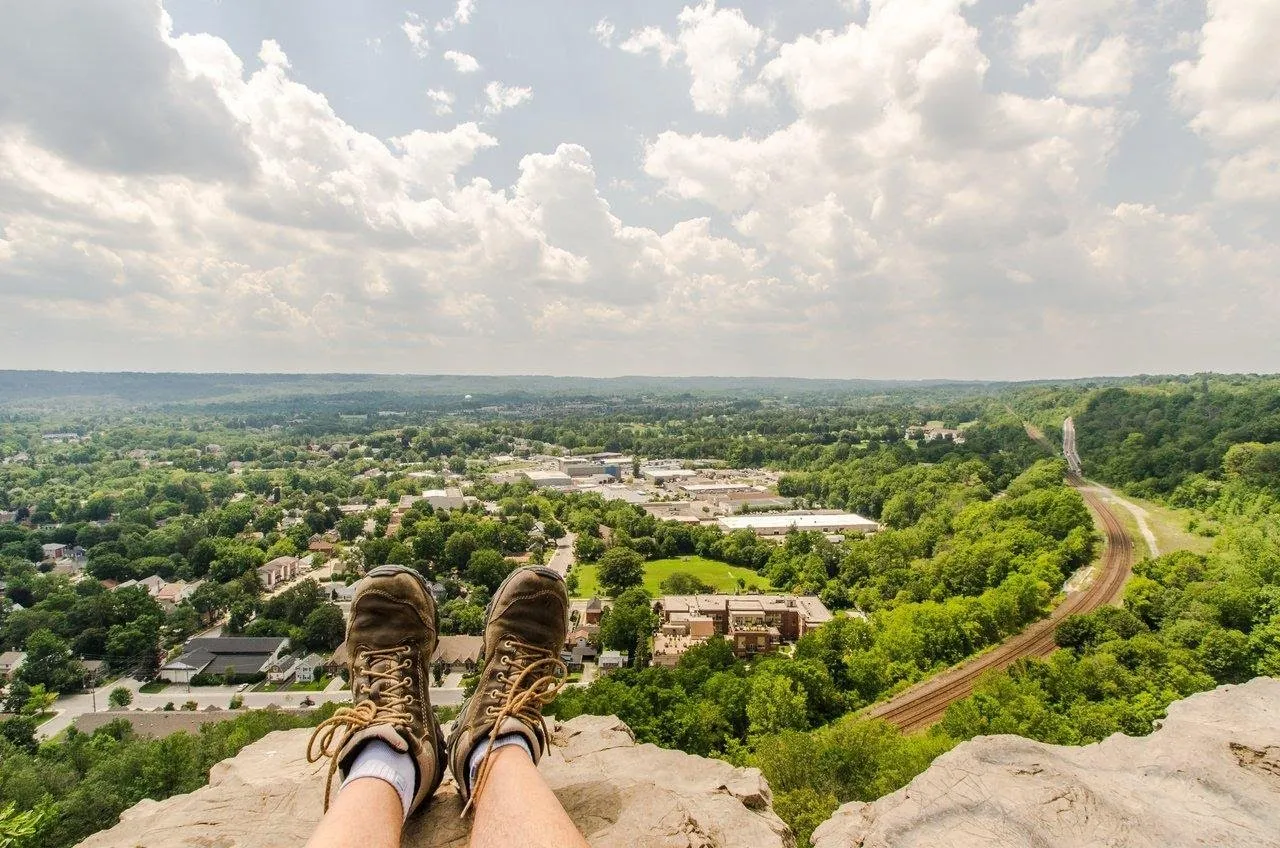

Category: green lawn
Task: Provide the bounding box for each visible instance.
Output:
[570,555,768,598]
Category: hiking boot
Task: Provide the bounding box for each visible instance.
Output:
[447,566,568,812]
[307,565,445,815]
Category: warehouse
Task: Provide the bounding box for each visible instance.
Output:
[717,512,880,536]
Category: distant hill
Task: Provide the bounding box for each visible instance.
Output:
[0,370,1050,412]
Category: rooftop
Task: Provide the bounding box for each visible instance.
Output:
[717,512,879,532]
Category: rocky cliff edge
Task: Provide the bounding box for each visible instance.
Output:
[814,676,1280,848]
[75,678,1280,848]
[74,713,794,848]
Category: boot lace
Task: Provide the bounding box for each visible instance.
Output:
[307,646,416,810]
[463,638,566,814]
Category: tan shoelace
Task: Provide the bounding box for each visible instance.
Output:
[462,639,567,815]
[307,646,415,810]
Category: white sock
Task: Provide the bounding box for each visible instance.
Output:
[466,733,534,794]
[340,739,417,820]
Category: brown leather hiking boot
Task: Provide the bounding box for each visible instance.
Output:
[447,566,568,812]
[307,564,445,815]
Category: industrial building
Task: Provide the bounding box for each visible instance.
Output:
[521,470,574,489]
[717,512,880,536]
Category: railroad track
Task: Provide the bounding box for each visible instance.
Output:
[865,457,1134,732]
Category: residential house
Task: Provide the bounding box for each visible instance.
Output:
[267,655,298,683]
[433,635,484,672]
[308,538,336,555]
[257,555,302,590]
[159,636,289,684]
[598,650,626,673]
[319,581,357,602]
[295,653,326,683]
[584,597,604,626]
[0,651,26,681]
[41,542,68,562]
[0,511,16,524]
[154,579,202,610]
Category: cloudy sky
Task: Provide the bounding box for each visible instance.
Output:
[0,0,1276,379]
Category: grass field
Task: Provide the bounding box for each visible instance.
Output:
[1118,492,1216,557]
[570,555,768,598]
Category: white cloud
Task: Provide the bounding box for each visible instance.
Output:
[483,81,533,116]
[0,0,1276,377]
[619,1,763,115]
[443,50,480,73]
[1013,0,1136,99]
[435,0,476,33]
[1172,0,1280,200]
[593,19,616,47]
[426,89,455,116]
[401,12,429,57]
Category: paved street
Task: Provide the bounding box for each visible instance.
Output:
[547,533,576,577]
[38,681,464,738]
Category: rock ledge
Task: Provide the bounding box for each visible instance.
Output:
[74,714,794,848]
[813,677,1280,848]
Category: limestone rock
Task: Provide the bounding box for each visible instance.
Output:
[812,677,1280,848]
[74,713,794,848]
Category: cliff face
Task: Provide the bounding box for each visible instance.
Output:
[73,713,794,848]
[75,679,1280,848]
[814,677,1280,848]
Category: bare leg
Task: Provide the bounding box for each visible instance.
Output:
[469,747,589,848]
[305,777,403,848]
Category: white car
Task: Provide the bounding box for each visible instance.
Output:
[236,683,249,692]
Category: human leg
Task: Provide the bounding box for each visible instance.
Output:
[305,774,403,848]
[468,746,589,848]
[305,565,447,844]
[446,567,586,846]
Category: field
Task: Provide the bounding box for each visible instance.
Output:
[569,555,768,598]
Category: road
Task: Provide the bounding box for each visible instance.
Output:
[38,682,464,738]
[865,418,1134,733]
[546,532,576,578]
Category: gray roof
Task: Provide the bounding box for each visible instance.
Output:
[164,637,288,676]
[297,653,325,668]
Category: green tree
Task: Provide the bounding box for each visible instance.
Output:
[598,587,657,666]
[23,683,57,714]
[746,672,809,736]
[15,630,84,694]
[302,604,346,652]
[108,686,133,709]
[659,571,714,595]
[465,549,514,593]
[597,548,645,597]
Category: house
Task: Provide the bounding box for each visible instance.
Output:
[308,538,336,554]
[267,655,298,683]
[159,636,289,684]
[433,635,484,672]
[423,488,467,511]
[295,653,326,683]
[584,597,604,626]
[0,511,16,524]
[0,651,26,680]
[598,650,626,672]
[154,579,202,610]
[257,556,302,589]
[319,581,357,602]
[41,542,68,562]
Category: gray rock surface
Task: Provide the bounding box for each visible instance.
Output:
[813,677,1280,848]
[75,713,794,848]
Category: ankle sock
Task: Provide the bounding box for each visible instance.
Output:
[341,739,416,819]
[466,733,534,795]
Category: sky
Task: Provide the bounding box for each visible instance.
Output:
[0,0,1276,380]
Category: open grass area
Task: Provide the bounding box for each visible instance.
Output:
[570,555,768,598]
[138,681,167,694]
[1119,493,1217,556]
